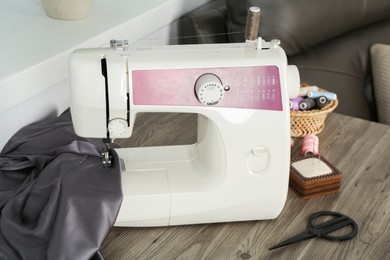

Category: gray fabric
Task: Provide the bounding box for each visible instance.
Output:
[0,110,122,260]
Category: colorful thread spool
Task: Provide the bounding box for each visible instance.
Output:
[302,134,319,156]
[289,97,304,110]
[315,96,330,109]
[299,98,316,110]
[298,86,319,97]
[308,90,337,101]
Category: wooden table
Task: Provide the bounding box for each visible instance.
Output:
[100,113,390,259]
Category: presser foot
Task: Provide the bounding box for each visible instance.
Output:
[102,138,114,167]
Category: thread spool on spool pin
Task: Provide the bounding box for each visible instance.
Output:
[245,6,261,42]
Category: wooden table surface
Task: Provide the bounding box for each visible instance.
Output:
[100,113,390,260]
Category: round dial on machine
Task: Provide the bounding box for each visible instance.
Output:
[108,118,128,138]
[195,73,225,105]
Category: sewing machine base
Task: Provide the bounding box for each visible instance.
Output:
[114,143,288,227]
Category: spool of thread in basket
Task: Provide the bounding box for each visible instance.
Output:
[298,86,319,97]
[315,96,330,109]
[299,98,316,110]
[308,90,337,101]
[290,97,304,110]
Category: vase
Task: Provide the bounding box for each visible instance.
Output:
[41,0,92,20]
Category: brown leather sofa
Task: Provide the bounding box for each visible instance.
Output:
[178,0,390,121]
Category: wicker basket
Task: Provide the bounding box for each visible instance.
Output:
[290,91,338,137]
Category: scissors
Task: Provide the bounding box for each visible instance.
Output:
[269,211,358,250]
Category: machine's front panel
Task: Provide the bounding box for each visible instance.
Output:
[132,65,282,111]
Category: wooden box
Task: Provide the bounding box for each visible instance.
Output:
[289,155,341,199]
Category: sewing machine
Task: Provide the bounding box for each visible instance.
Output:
[68,8,300,226]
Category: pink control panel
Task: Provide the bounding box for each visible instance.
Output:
[132,66,282,111]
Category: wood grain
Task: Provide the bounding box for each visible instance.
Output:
[101,113,390,260]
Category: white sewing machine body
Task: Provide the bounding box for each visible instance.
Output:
[69,39,299,226]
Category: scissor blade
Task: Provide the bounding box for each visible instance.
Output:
[269,230,316,250]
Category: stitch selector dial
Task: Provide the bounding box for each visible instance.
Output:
[195,73,225,105]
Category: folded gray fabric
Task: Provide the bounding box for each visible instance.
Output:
[0,110,122,260]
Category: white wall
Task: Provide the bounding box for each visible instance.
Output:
[0,0,214,150]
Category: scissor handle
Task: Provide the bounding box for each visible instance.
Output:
[308,211,358,241]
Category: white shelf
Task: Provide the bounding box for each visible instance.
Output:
[0,0,211,114]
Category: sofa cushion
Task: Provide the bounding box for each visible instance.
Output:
[290,20,390,120]
[371,43,390,125]
[226,0,390,56]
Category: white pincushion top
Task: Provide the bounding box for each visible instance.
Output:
[292,157,333,178]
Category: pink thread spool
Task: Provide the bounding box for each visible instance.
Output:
[302,134,319,156]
